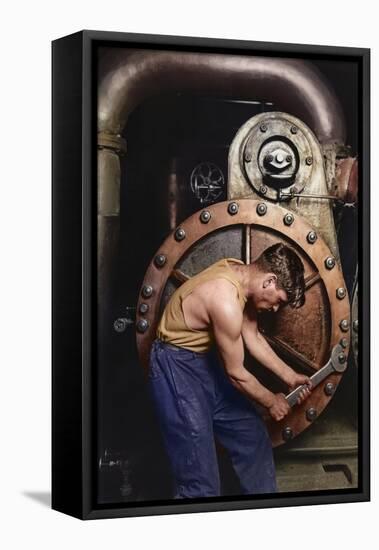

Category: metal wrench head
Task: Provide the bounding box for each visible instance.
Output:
[330,344,348,373]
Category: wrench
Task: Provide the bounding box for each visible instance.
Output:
[285,344,348,407]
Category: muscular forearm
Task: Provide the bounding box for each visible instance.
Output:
[227,366,275,408]
[244,331,293,384]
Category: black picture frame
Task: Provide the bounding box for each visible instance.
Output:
[52,30,370,520]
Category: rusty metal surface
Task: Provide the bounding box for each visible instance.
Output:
[228,112,341,261]
[136,199,350,447]
[335,157,358,204]
[98,50,346,144]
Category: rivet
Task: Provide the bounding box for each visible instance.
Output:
[256,203,267,216]
[338,352,347,364]
[290,125,298,134]
[353,320,359,333]
[307,231,317,244]
[141,285,153,299]
[175,228,186,241]
[244,150,252,162]
[340,319,350,332]
[282,427,293,441]
[325,257,336,270]
[283,212,294,226]
[306,156,313,166]
[200,210,211,223]
[260,185,267,195]
[306,408,317,422]
[139,303,149,314]
[336,287,346,299]
[136,319,149,333]
[324,382,335,396]
[340,337,349,349]
[260,123,267,133]
[228,202,239,215]
[154,254,167,268]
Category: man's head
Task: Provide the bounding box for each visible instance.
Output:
[251,243,305,313]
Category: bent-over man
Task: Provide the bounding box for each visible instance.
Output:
[148,243,312,498]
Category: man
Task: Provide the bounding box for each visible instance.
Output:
[148,243,312,498]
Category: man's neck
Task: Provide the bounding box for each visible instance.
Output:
[229,263,262,299]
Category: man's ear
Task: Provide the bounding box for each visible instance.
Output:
[263,273,277,288]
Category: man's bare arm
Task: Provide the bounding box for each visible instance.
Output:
[242,303,312,394]
[209,284,290,420]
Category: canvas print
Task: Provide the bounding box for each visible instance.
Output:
[96,44,359,505]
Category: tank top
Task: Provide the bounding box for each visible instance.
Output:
[156,258,247,353]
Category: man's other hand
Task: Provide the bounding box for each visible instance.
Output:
[286,372,312,405]
[268,393,290,421]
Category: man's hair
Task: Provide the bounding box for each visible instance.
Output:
[254,243,305,308]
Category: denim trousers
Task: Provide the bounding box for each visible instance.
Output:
[148,339,277,498]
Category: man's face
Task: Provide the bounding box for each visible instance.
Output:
[253,275,288,313]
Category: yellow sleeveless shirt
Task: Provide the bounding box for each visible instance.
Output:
[156,258,247,353]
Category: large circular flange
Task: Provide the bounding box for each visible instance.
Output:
[136,199,350,447]
[241,113,314,201]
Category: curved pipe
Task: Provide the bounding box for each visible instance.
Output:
[98,50,346,144]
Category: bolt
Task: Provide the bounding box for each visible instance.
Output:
[259,185,267,195]
[353,320,359,333]
[340,319,350,332]
[325,257,336,270]
[283,213,294,226]
[306,156,313,166]
[282,427,293,441]
[256,203,267,216]
[139,303,149,314]
[175,228,186,241]
[141,285,153,299]
[136,319,149,333]
[260,123,267,133]
[200,210,211,223]
[340,337,349,349]
[113,318,127,333]
[290,126,298,134]
[306,408,317,422]
[286,155,293,164]
[228,202,239,215]
[154,254,166,268]
[244,151,252,162]
[338,352,347,364]
[276,153,284,164]
[336,287,346,299]
[266,154,274,163]
[307,231,317,244]
[324,382,335,396]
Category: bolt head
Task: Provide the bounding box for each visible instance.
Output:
[324,382,335,396]
[306,156,313,166]
[259,185,267,195]
[175,228,186,241]
[113,319,127,333]
[284,213,294,226]
[136,319,149,333]
[228,202,239,215]
[266,154,274,163]
[260,123,267,133]
[256,203,267,216]
[336,287,346,299]
[290,125,298,134]
[338,352,347,364]
[307,231,317,244]
[154,254,167,268]
[340,337,349,349]
[286,155,293,164]
[282,427,293,441]
[325,257,336,270]
[200,210,211,223]
[141,285,153,298]
[306,408,317,422]
[353,319,359,333]
[340,319,350,332]
[244,150,252,162]
[139,303,149,314]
